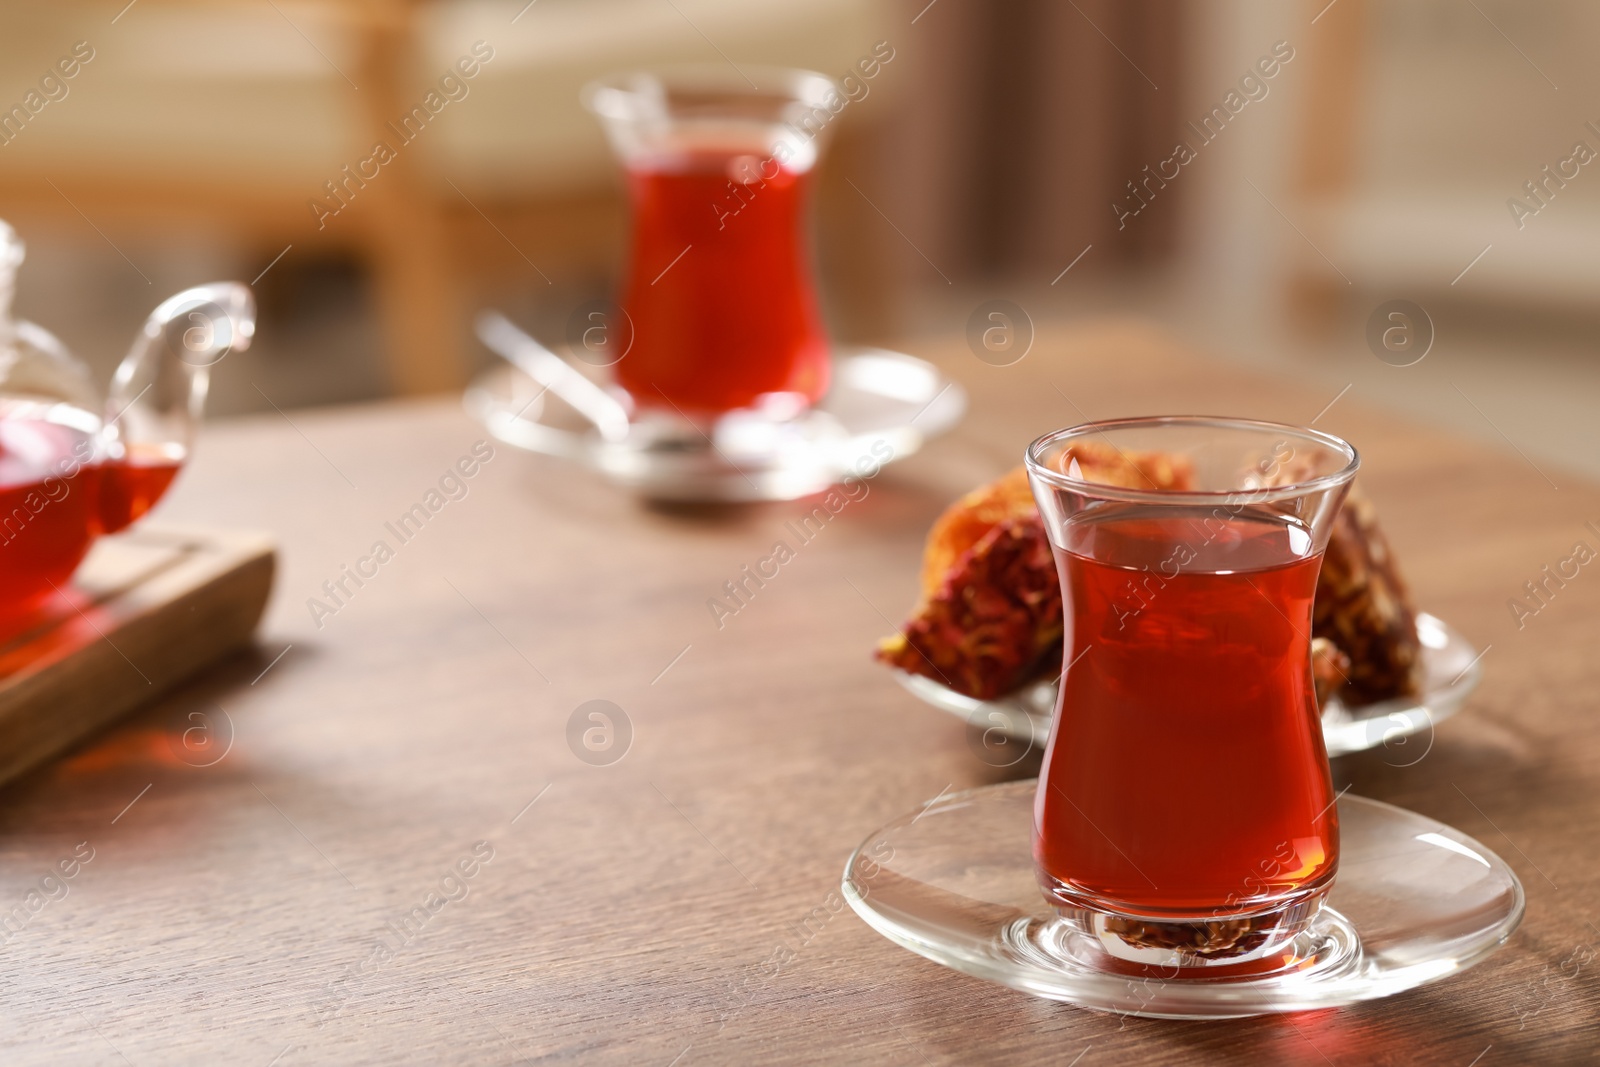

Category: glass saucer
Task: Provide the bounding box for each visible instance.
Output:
[842,780,1523,1019]
[464,348,966,502]
[892,613,1480,760]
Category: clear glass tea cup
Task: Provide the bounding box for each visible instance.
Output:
[1025,416,1359,969]
[583,67,837,418]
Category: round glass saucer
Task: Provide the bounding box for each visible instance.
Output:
[892,613,1480,760]
[842,780,1523,1019]
[464,348,966,503]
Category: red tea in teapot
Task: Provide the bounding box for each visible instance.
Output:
[0,418,98,614]
[0,415,182,615]
[96,442,182,531]
[0,221,255,617]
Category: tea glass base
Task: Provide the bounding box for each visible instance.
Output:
[1045,882,1332,972]
[842,780,1522,1019]
[1004,905,1361,995]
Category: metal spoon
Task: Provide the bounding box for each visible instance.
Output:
[475,311,631,444]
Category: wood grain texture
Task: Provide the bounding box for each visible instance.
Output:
[0,526,274,792]
[0,321,1594,1065]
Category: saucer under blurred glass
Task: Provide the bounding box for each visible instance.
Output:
[465,334,965,503]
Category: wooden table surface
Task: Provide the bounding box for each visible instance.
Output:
[2,321,1595,1065]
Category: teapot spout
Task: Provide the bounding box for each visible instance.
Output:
[98,282,256,530]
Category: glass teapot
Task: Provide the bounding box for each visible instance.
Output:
[0,219,255,618]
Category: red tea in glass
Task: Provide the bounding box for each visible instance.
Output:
[586,69,837,416]
[1026,418,1358,967]
[614,151,827,413]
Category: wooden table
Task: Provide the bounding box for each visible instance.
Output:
[1,322,1594,1064]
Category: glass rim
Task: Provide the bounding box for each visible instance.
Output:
[1024,415,1360,505]
[581,65,838,121]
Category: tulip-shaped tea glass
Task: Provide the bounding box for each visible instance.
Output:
[584,68,835,417]
[1026,417,1358,970]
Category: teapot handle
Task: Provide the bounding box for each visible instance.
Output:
[105,282,256,461]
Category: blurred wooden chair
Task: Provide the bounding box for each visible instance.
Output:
[0,0,896,398]
[1284,0,1368,332]
[0,0,461,393]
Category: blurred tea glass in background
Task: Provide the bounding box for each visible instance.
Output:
[0,0,1596,474]
[584,68,836,416]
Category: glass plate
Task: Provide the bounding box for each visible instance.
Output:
[891,613,1479,759]
[842,780,1523,1019]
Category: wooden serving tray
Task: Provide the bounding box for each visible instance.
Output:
[0,524,275,789]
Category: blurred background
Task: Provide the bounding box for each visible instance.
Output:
[1,0,1596,473]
